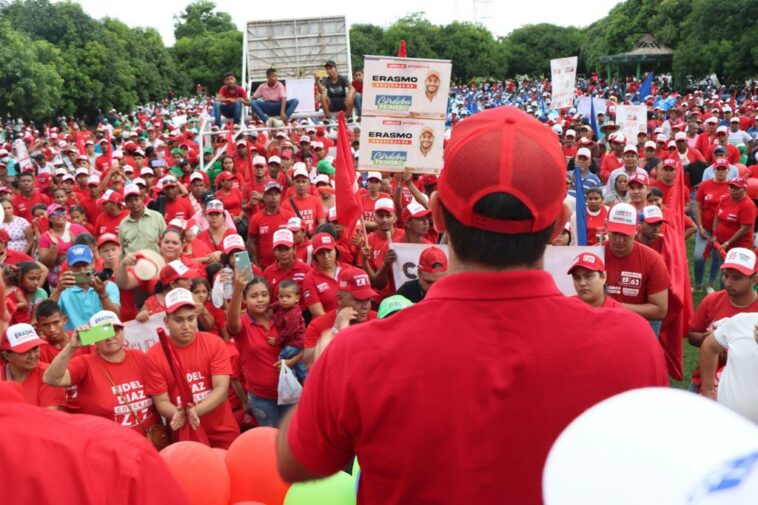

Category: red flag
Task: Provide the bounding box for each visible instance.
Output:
[398,39,407,58]
[105,129,114,172]
[76,132,86,156]
[730,89,737,111]
[157,328,211,445]
[226,123,235,157]
[334,112,362,236]
[658,162,693,380]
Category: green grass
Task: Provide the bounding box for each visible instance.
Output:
[669,235,705,389]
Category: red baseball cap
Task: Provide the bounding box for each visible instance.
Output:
[628,172,649,186]
[311,232,336,254]
[337,267,378,300]
[720,247,756,276]
[1,323,46,353]
[437,107,565,234]
[164,288,196,314]
[99,189,124,206]
[714,158,730,170]
[402,201,431,221]
[0,229,9,243]
[607,203,638,236]
[159,260,194,285]
[418,246,448,273]
[567,252,605,274]
[222,234,246,255]
[216,171,234,184]
[729,177,748,190]
[96,233,120,248]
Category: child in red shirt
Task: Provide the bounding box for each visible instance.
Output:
[269,280,306,383]
[191,278,229,340]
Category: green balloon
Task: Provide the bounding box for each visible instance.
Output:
[284,471,356,505]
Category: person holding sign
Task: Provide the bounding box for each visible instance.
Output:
[277,107,667,504]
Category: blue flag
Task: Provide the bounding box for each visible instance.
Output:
[589,96,600,140]
[539,97,547,118]
[573,165,588,246]
[636,72,654,104]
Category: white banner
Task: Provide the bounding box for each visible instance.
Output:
[576,96,607,121]
[362,56,451,120]
[391,244,604,296]
[615,104,648,144]
[286,78,316,113]
[358,116,445,173]
[123,312,166,353]
[550,56,578,110]
[13,139,32,172]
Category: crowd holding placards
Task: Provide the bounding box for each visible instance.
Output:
[1,61,758,503]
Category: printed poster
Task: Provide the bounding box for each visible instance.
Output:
[123,312,166,353]
[358,116,445,173]
[362,56,452,120]
[615,104,648,144]
[550,56,578,110]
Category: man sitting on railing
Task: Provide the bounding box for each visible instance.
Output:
[213,72,250,128]
[250,68,299,126]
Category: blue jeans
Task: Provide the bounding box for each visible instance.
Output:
[649,319,662,339]
[693,230,721,287]
[247,391,292,428]
[213,101,242,127]
[354,93,362,116]
[250,99,299,122]
[279,345,307,383]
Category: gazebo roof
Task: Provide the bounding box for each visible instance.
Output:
[599,34,673,64]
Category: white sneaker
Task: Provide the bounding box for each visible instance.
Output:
[706,287,715,294]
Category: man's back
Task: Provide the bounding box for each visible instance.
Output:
[288,270,668,504]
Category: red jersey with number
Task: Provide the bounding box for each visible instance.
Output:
[605,242,671,305]
[143,331,239,449]
[67,350,159,434]
[714,196,756,249]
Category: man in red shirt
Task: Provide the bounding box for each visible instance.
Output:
[277,107,667,504]
[143,288,240,449]
[281,164,325,235]
[360,171,391,231]
[687,247,758,393]
[713,177,756,252]
[213,72,249,128]
[361,197,404,298]
[12,171,51,221]
[247,181,294,268]
[400,202,433,244]
[161,176,195,222]
[695,116,718,158]
[604,202,670,336]
[93,190,128,237]
[635,205,665,253]
[599,133,626,182]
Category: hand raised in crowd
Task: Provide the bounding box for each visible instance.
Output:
[121,253,138,267]
[55,271,76,292]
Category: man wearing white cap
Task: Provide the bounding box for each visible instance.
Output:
[143,288,239,449]
[696,116,719,158]
[119,184,167,255]
[281,164,325,235]
[569,147,601,191]
[688,247,758,394]
[604,202,670,335]
[605,144,647,196]
[635,205,666,253]
[361,197,403,297]
[728,115,752,147]
[247,181,295,268]
[360,172,391,232]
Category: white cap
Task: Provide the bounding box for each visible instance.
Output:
[61,174,75,183]
[730,116,740,123]
[723,105,732,112]
[299,135,310,143]
[123,184,141,198]
[253,155,267,166]
[576,148,591,159]
[366,171,383,181]
[189,172,204,182]
[655,134,668,143]
[312,141,324,149]
[272,228,294,248]
[222,234,245,254]
[75,167,89,177]
[268,155,281,165]
[667,140,676,148]
[543,388,758,505]
[140,167,154,176]
[717,125,729,134]
[315,174,331,186]
[2,323,45,352]
[286,217,304,231]
[89,310,124,328]
[607,202,638,235]
[675,131,687,141]
[54,168,67,177]
[704,116,718,125]
[644,140,657,149]
[721,247,757,276]
[565,129,576,137]
[292,165,309,179]
[623,144,638,154]
[165,288,196,314]
[642,205,666,223]
[374,198,395,213]
[87,175,100,185]
[132,177,146,187]
[123,164,134,173]
[205,199,224,214]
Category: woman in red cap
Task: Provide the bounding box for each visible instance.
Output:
[135,260,195,322]
[196,200,236,255]
[568,252,624,309]
[37,204,88,288]
[1,323,66,408]
[301,232,348,317]
[215,171,244,220]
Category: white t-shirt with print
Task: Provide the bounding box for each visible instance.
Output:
[713,313,758,423]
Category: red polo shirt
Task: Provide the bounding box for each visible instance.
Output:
[12,192,51,221]
[287,270,668,504]
[163,196,195,222]
[302,264,348,313]
[302,308,378,349]
[714,196,756,249]
[263,259,310,299]
[605,242,671,306]
[248,207,295,268]
[94,209,128,237]
[232,312,280,400]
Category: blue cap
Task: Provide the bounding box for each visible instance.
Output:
[67,245,93,266]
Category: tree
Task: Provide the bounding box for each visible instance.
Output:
[0,19,63,122]
[349,24,385,69]
[174,0,236,40]
[438,22,501,80]
[502,24,586,77]
[172,30,242,95]
[382,13,441,59]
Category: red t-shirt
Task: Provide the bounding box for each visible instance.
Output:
[79,194,101,223]
[143,332,239,449]
[651,180,691,207]
[247,208,295,268]
[287,271,667,504]
[232,312,281,400]
[67,350,159,434]
[196,227,235,252]
[281,194,325,235]
[359,191,392,223]
[585,206,609,246]
[0,361,66,408]
[303,309,378,349]
[12,192,51,221]
[218,84,248,100]
[696,180,730,233]
[302,265,347,313]
[164,196,195,222]
[715,196,756,249]
[216,188,244,217]
[605,242,671,306]
[263,260,310,299]
[0,382,192,505]
[226,340,243,411]
[599,154,624,182]
[94,210,128,237]
[1,249,33,266]
[364,228,405,298]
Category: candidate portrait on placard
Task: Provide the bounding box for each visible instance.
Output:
[408,124,444,171]
[411,70,447,120]
[419,127,435,157]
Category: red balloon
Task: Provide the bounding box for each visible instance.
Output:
[212,447,228,461]
[737,163,749,178]
[226,427,290,505]
[233,503,268,505]
[160,441,230,505]
[747,178,758,199]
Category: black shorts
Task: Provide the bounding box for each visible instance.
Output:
[328,96,346,112]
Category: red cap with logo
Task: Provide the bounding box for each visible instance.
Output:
[729,177,748,190]
[567,252,605,274]
[720,247,756,276]
[311,232,336,254]
[437,107,566,234]
[628,172,650,186]
[96,233,120,248]
[159,260,194,285]
[337,266,378,300]
[418,246,448,273]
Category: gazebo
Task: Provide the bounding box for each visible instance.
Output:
[599,34,673,82]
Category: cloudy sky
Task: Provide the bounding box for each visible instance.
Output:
[67,0,623,46]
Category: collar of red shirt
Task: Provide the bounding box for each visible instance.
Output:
[425,270,562,302]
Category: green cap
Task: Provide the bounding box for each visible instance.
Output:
[377,295,413,319]
[170,148,184,157]
[203,146,214,155]
[317,159,335,175]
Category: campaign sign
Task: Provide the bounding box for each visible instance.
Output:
[550,56,578,110]
[615,105,648,144]
[358,116,445,173]
[362,55,451,120]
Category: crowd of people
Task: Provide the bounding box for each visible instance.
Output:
[1,61,758,503]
